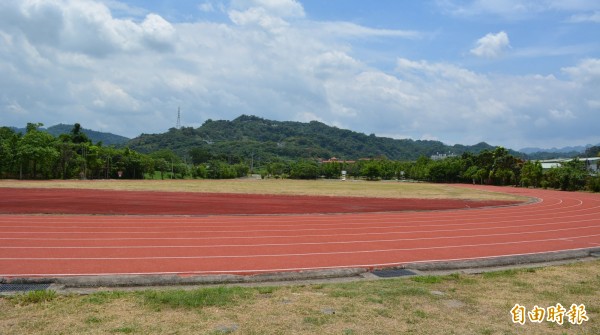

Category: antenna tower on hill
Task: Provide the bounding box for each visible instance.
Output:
[176,107,181,129]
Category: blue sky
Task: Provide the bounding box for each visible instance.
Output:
[1,0,599,150]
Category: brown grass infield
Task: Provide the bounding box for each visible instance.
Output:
[1,260,598,334]
[0,179,527,202]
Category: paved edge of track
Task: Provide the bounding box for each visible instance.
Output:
[2,247,599,288]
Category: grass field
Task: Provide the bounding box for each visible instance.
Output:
[0,179,526,201]
[1,260,598,334]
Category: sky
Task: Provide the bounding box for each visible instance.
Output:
[1,0,599,150]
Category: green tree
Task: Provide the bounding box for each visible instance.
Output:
[542,159,587,191]
[489,147,519,185]
[55,134,77,179]
[587,175,600,192]
[378,159,398,180]
[17,123,59,179]
[409,156,431,181]
[193,165,208,179]
[320,162,342,179]
[189,147,213,165]
[266,161,289,178]
[360,160,381,180]
[70,123,91,144]
[427,157,464,183]
[154,158,170,179]
[289,160,319,179]
[520,161,543,187]
[559,159,587,191]
[0,127,20,178]
[206,160,237,179]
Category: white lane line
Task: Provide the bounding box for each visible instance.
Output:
[1,225,599,249]
[2,214,599,236]
[2,246,597,277]
[0,197,592,227]
[1,234,598,261]
[0,205,594,230]
[0,200,597,231]
[1,218,599,242]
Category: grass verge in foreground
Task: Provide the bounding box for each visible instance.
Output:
[1,260,598,334]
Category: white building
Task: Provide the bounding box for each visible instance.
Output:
[430,152,457,161]
[538,157,600,174]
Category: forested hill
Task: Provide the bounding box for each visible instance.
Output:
[11,124,129,146]
[127,115,498,161]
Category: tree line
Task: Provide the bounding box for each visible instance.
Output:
[1,124,598,192]
[0,123,251,180]
[259,147,599,192]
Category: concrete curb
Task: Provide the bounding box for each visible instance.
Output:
[1,268,368,288]
[402,247,600,272]
[2,248,599,288]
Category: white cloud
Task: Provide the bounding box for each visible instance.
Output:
[0,0,598,149]
[562,58,600,83]
[470,31,510,58]
[198,2,216,13]
[0,0,176,57]
[99,0,148,18]
[549,109,576,120]
[587,100,600,109]
[140,13,176,50]
[567,11,600,23]
[230,0,305,18]
[512,44,596,58]
[316,22,422,39]
[439,0,600,18]
[228,7,290,32]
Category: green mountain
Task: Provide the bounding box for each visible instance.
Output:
[127,115,498,161]
[10,124,130,146]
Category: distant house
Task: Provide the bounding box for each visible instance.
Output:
[430,152,457,161]
[320,157,356,164]
[538,157,600,174]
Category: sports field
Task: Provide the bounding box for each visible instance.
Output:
[0,179,597,279]
[0,179,599,334]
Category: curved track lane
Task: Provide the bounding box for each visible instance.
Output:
[0,186,599,278]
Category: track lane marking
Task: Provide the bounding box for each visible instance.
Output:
[1,234,598,261]
[0,224,598,250]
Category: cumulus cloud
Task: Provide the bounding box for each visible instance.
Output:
[562,58,600,83]
[140,14,176,50]
[0,0,175,57]
[228,0,307,33]
[470,31,510,58]
[0,0,599,149]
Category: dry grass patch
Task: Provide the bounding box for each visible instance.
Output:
[1,260,598,334]
[0,179,526,201]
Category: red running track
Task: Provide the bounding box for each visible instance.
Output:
[0,185,599,278]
